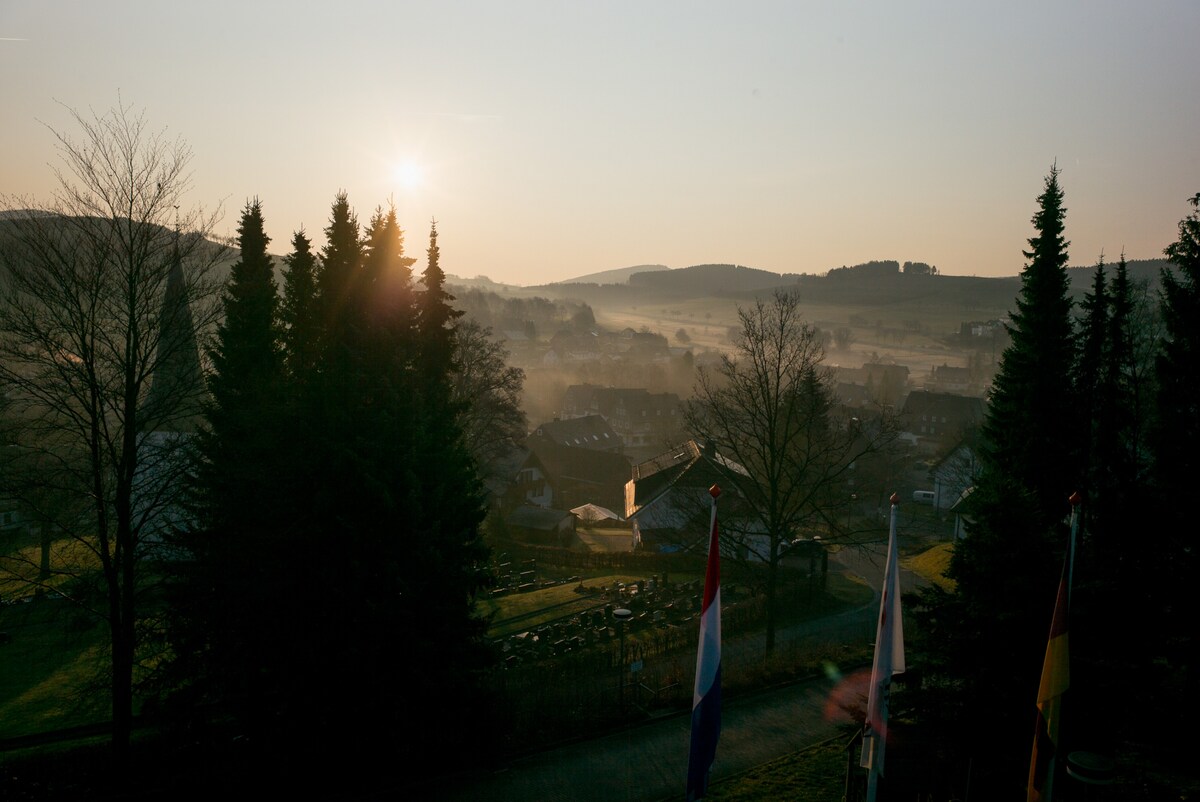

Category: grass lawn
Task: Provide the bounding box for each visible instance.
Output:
[479,575,647,636]
[0,533,113,740]
[901,542,956,591]
[0,598,109,740]
[482,565,853,638]
[706,734,853,801]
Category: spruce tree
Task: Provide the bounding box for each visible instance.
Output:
[1075,257,1108,469]
[362,204,416,333]
[316,192,362,347]
[281,228,320,380]
[1091,254,1136,528]
[196,198,284,520]
[204,200,282,432]
[167,199,287,732]
[417,220,464,381]
[1143,193,1200,740]
[982,166,1080,520]
[168,195,493,787]
[1156,193,1200,504]
[910,168,1081,792]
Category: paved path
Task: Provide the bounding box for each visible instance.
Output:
[434,674,849,801]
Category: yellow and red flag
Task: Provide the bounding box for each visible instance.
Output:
[1027,494,1079,802]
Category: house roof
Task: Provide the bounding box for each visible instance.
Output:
[570,503,621,522]
[524,433,632,487]
[626,440,748,519]
[533,415,620,450]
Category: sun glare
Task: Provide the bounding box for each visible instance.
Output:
[393,160,425,191]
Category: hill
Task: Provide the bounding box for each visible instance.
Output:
[557,264,670,285]
[628,263,803,297]
[520,257,1173,311]
[0,214,236,286]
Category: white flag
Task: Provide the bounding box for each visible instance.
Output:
[862,493,905,800]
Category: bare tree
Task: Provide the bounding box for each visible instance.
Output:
[684,290,895,655]
[451,320,527,474]
[0,101,224,762]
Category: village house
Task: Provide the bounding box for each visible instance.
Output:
[899,391,985,454]
[925,363,973,395]
[560,384,683,451]
[928,442,981,512]
[532,415,623,454]
[516,432,632,514]
[625,440,767,559]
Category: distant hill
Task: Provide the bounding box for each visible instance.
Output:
[1066,258,1171,293]
[1,213,237,289]
[628,263,802,296]
[508,256,1181,330]
[557,264,671,285]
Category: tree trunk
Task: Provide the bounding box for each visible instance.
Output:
[764,540,780,656]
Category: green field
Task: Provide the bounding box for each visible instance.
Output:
[594,292,1003,378]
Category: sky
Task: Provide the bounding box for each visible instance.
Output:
[3,1,1198,286]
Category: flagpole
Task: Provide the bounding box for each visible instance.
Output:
[863,492,905,802]
[1066,491,1080,607]
[1027,492,1079,802]
[686,485,722,801]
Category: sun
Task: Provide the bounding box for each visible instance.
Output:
[392,160,425,191]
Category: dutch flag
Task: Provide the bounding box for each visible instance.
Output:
[686,484,722,800]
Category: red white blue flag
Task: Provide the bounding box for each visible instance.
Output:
[687,484,722,801]
[862,493,906,801]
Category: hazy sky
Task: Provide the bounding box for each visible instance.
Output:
[3,1,1198,285]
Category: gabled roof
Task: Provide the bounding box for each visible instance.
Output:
[561,385,681,419]
[533,415,620,450]
[626,440,748,519]
[571,503,621,522]
[524,433,631,487]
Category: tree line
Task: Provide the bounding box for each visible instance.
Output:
[1,104,518,788]
[908,167,1199,796]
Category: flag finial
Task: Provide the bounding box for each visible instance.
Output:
[709,485,722,499]
[889,492,899,506]
[1068,491,1081,506]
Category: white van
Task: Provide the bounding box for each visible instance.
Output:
[912,490,936,505]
